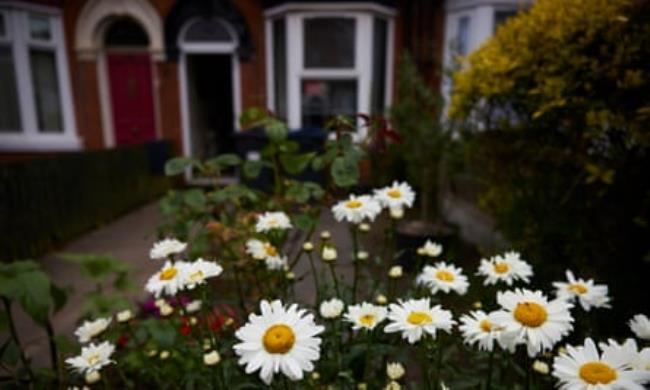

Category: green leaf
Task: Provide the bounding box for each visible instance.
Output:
[239,106,269,129]
[331,156,359,187]
[183,188,207,210]
[265,119,288,142]
[164,157,197,176]
[59,253,130,284]
[293,214,317,231]
[242,160,263,179]
[205,154,242,172]
[17,270,51,324]
[50,284,71,313]
[280,152,315,175]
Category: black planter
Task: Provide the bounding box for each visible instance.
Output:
[395,220,457,272]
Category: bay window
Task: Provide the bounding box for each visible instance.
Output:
[266,4,394,138]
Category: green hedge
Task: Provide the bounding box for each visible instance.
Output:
[0,141,171,261]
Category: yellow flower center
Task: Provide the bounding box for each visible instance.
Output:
[387,189,402,199]
[513,302,548,328]
[579,362,617,385]
[267,218,278,226]
[264,243,278,257]
[86,353,101,366]
[479,319,492,332]
[435,270,455,282]
[262,324,295,354]
[407,311,432,325]
[494,262,509,274]
[359,314,376,327]
[159,267,178,281]
[569,283,588,295]
[346,200,363,209]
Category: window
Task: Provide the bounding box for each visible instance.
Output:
[457,16,470,55]
[266,6,394,133]
[0,6,77,150]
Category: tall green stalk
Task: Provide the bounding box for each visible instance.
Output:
[1,297,34,383]
[350,226,360,301]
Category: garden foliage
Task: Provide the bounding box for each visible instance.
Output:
[449,0,650,330]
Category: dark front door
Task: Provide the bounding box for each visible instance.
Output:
[107,53,156,145]
[186,54,234,159]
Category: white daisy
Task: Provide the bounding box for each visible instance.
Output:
[145,260,187,297]
[332,194,382,224]
[265,255,288,270]
[416,240,443,257]
[374,181,416,210]
[458,310,517,352]
[245,239,287,270]
[74,317,111,343]
[553,270,611,311]
[491,289,574,357]
[186,300,202,313]
[255,211,292,233]
[344,302,388,331]
[233,300,324,385]
[149,238,187,260]
[599,338,650,373]
[65,341,115,375]
[182,258,223,289]
[553,338,650,389]
[386,362,405,380]
[319,298,344,319]
[477,251,533,286]
[629,314,650,340]
[384,298,455,344]
[416,262,469,295]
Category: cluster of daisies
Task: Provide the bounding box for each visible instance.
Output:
[332,181,416,224]
[244,211,293,271]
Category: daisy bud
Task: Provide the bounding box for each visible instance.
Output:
[159,350,170,360]
[359,223,371,232]
[376,294,388,305]
[116,309,133,323]
[472,301,482,309]
[224,317,235,327]
[320,298,344,319]
[416,247,426,256]
[203,339,211,351]
[386,362,405,380]
[85,370,101,385]
[311,372,320,381]
[203,350,221,366]
[186,300,202,313]
[320,231,331,240]
[154,299,166,308]
[147,349,157,357]
[159,304,174,317]
[190,317,198,325]
[357,251,369,260]
[357,384,367,390]
[389,207,404,219]
[321,246,337,261]
[388,265,403,278]
[286,272,295,280]
[532,360,549,375]
[303,242,314,252]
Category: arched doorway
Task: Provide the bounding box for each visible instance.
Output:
[104,18,156,145]
[178,17,240,161]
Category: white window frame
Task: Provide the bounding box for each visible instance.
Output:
[0,2,79,152]
[265,3,395,140]
[178,17,242,184]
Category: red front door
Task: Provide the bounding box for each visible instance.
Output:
[107,53,156,145]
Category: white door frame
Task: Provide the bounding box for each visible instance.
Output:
[177,17,242,162]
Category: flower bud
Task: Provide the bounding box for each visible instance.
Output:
[321,246,337,261]
[303,242,314,251]
[358,223,371,232]
[159,350,170,360]
[85,370,101,384]
[116,309,133,323]
[388,265,403,278]
[389,207,404,219]
[320,231,331,240]
[357,251,369,260]
[386,362,405,380]
[203,350,221,366]
[532,360,549,375]
[375,294,388,305]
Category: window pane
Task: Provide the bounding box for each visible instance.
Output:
[301,80,357,129]
[184,19,232,43]
[30,49,63,132]
[304,18,355,68]
[273,18,287,119]
[457,16,470,55]
[29,14,51,41]
[371,18,387,115]
[105,18,149,47]
[0,46,21,132]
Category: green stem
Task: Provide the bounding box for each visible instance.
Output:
[1,298,34,383]
[362,330,373,385]
[350,226,360,301]
[306,252,321,305]
[486,349,495,390]
[44,318,60,386]
[525,353,531,390]
[327,262,341,298]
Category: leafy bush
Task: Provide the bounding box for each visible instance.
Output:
[449,0,650,332]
